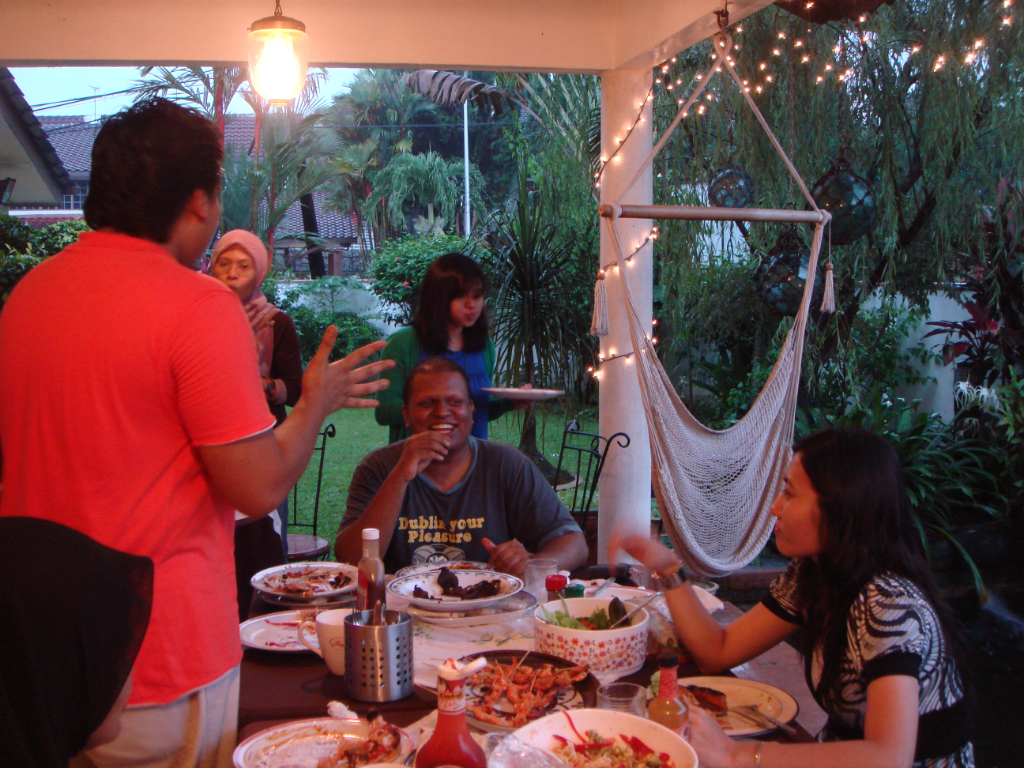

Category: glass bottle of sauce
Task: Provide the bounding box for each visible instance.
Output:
[647,651,690,739]
[356,527,386,612]
[416,658,487,768]
[545,574,568,602]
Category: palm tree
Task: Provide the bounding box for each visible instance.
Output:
[364,151,485,238]
[324,138,380,254]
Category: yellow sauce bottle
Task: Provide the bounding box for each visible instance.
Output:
[647,651,690,739]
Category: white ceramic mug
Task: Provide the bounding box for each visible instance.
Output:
[298,608,353,675]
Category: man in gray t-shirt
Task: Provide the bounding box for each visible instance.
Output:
[335,358,587,578]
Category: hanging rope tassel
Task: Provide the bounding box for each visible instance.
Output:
[820,263,836,314]
[591,272,610,337]
[819,233,836,314]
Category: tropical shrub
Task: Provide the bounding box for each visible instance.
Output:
[1,250,44,309]
[265,275,384,363]
[796,392,1010,596]
[366,234,475,326]
[1,218,91,310]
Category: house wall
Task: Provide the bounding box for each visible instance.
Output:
[867,291,963,422]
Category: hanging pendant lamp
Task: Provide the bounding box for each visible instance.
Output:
[247,1,309,105]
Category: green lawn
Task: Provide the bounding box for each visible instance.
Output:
[289,405,598,548]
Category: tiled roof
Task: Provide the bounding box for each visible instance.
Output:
[39,116,99,175]
[0,69,74,197]
[7,211,83,229]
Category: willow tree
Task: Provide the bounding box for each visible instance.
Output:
[650,0,1024,409]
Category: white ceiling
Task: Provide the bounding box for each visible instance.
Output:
[0,0,772,74]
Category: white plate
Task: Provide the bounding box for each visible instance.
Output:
[482,387,564,401]
[395,560,490,578]
[678,676,799,737]
[232,718,414,768]
[406,591,537,626]
[239,610,318,653]
[513,708,697,768]
[387,569,523,611]
[251,562,358,600]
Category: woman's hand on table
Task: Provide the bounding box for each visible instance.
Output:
[688,706,757,768]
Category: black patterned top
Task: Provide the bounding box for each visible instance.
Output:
[763,560,974,768]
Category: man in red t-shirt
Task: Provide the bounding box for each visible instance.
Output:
[0,98,393,768]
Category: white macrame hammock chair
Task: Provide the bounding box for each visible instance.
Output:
[595,30,834,576]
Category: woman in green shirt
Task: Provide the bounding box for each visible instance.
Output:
[375,253,524,442]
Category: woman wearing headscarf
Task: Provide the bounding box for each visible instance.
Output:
[1,516,153,768]
[209,230,303,426]
[210,230,303,617]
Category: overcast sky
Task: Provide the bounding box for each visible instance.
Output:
[10,66,359,119]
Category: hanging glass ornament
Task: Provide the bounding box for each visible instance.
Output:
[810,161,878,244]
[708,164,755,208]
[755,227,823,316]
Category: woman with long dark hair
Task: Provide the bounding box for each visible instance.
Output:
[376,252,526,443]
[613,427,972,768]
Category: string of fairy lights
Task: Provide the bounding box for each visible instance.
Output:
[586,0,1016,382]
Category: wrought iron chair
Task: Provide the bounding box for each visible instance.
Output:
[552,420,630,565]
[285,423,336,562]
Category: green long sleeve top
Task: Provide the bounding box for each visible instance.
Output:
[374,326,515,443]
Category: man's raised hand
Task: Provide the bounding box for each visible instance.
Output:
[303,328,395,418]
[393,431,450,483]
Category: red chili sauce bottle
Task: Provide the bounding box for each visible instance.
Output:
[416,658,487,768]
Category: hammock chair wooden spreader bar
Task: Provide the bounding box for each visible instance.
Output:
[599,202,828,225]
[595,24,834,575]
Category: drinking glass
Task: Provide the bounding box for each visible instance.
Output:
[524,558,559,603]
[596,682,648,718]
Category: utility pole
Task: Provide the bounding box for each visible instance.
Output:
[463,72,471,236]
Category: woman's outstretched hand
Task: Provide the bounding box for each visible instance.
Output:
[608,527,681,574]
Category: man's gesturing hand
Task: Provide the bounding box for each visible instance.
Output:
[302,328,394,418]
[392,431,451,483]
[482,537,531,579]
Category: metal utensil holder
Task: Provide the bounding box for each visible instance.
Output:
[344,610,413,702]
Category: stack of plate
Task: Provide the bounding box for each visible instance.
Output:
[250,562,359,608]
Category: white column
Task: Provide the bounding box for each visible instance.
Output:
[597,69,654,560]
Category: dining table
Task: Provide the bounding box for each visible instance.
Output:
[237,585,827,748]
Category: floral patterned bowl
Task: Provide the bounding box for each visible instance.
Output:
[533,598,649,677]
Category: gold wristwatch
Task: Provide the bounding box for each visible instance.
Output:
[653,562,688,591]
